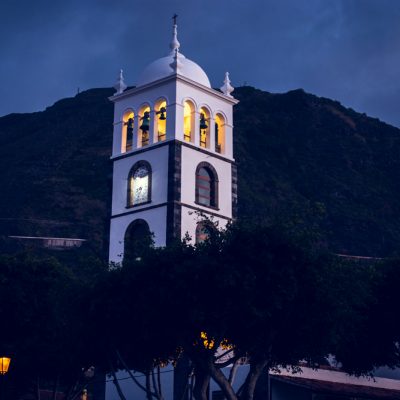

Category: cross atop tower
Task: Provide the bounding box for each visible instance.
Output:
[108,19,238,264]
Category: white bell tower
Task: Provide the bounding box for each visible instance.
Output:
[108,19,238,264]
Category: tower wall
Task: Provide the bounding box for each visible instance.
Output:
[109,58,237,264]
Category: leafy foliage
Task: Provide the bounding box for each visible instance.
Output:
[2,87,400,257]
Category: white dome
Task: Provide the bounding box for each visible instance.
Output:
[137,53,211,88]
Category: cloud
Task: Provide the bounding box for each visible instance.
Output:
[1,0,399,126]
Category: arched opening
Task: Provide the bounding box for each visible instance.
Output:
[127,161,152,207]
[122,109,134,152]
[199,107,210,148]
[195,221,215,244]
[183,100,195,143]
[155,99,167,142]
[214,113,225,154]
[139,105,151,147]
[195,162,219,208]
[124,219,153,263]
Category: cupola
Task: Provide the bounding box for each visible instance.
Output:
[136,18,211,88]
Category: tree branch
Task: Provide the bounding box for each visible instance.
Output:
[115,349,157,396]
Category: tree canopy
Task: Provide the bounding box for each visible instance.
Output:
[2,223,400,400]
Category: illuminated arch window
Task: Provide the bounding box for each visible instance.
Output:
[214,113,225,154]
[139,105,151,147]
[124,219,153,262]
[122,110,134,152]
[195,162,218,208]
[127,161,152,207]
[195,221,215,244]
[155,99,167,142]
[183,100,195,142]
[199,107,210,148]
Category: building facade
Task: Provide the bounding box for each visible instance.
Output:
[108,21,238,263]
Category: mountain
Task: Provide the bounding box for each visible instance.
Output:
[0,86,399,258]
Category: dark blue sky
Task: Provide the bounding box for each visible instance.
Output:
[1,0,400,127]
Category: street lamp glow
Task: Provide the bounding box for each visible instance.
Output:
[0,357,11,375]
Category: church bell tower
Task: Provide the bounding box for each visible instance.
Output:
[108,19,238,263]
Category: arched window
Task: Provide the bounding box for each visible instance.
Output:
[199,107,210,148]
[195,162,218,208]
[155,99,167,142]
[214,113,225,154]
[195,221,215,244]
[139,105,151,147]
[183,100,195,142]
[122,109,134,152]
[124,219,153,263]
[127,161,152,207]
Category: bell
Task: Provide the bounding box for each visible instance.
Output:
[199,113,208,130]
[140,111,150,132]
[126,117,134,130]
[158,107,166,121]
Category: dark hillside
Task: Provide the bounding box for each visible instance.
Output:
[1,86,399,257]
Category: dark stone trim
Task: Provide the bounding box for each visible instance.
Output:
[180,203,232,221]
[125,200,151,209]
[231,162,238,220]
[126,160,152,207]
[112,202,168,219]
[111,139,234,164]
[195,161,219,209]
[111,201,231,221]
[166,142,182,245]
[181,141,234,163]
[194,201,219,211]
[112,140,170,161]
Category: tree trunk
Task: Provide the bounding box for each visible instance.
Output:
[110,363,127,400]
[36,376,41,400]
[52,374,60,400]
[193,367,210,400]
[229,360,240,386]
[238,361,268,400]
[151,368,163,400]
[157,366,163,400]
[208,361,237,400]
[145,371,153,400]
[116,350,155,395]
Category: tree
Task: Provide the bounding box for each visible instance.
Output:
[333,256,400,375]
[0,252,101,399]
[90,222,388,400]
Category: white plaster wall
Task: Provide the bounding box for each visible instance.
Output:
[180,146,233,217]
[111,77,236,159]
[176,80,234,160]
[273,366,400,390]
[111,145,169,216]
[109,206,167,264]
[111,80,177,157]
[180,206,229,243]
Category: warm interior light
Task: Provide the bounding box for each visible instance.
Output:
[184,102,192,142]
[139,106,151,146]
[199,108,209,148]
[122,110,135,152]
[214,114,225,153]
[0,357,11,375]
[157,101,167,141]
[200,331,215,350]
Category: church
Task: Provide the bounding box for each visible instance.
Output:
[105,17,400,400]
[108,17,238,264]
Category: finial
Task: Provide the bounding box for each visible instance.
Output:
[220,72,234,97]
[169,14,180,55]
[114,69,127,95]
[170,48,183,74]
